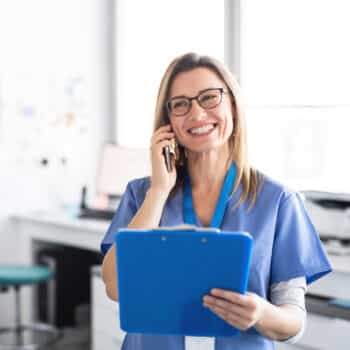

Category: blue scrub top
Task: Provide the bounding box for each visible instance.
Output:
[101,167,332,350]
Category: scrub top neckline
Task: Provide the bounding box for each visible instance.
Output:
[183,163,236,228]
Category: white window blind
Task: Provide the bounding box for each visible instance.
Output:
[240,0,350,193]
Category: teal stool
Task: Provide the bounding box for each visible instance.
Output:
[0,265,61,349]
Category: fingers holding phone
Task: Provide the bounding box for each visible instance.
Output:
[150,124,177,195]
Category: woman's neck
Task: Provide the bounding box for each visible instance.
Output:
[186,145,231,194]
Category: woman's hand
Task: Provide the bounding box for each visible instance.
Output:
[150,124,177,196]
[203,289,268,331]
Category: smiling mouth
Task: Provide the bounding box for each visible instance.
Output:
[188,123,217,135]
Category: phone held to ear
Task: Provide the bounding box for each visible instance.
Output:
[163,145,173,172]
[163,140,177,172]
[161,123,176,172]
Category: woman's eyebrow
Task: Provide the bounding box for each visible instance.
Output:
[170,87,221,100]
[169,93,188,100]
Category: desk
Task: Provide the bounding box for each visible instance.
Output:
[12,211,109,254]
[11,212,126,350]
[10,213,113,344]
[10,213,350,350]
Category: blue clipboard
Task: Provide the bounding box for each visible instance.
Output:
[115,227,253,337]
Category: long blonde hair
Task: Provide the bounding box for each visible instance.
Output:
[153,52,263,210]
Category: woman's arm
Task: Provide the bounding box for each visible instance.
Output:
[102,124,177,301]
[102,187,169,301]
[266,277,307,343]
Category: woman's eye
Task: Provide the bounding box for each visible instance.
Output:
[200,94,216,102]
[173,100,188,108]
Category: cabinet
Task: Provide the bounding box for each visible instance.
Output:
[91,266,126,350]
[275,312,350,350]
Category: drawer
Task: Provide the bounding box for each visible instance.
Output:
[92,302,126,342]
[92,329,123,350]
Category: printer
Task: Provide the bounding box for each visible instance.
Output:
[302,190,350,255]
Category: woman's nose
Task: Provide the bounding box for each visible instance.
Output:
[188,100,207,120]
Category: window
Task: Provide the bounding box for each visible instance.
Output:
[239,0,350,192]
[115,0,224,147]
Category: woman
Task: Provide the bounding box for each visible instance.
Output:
[101,53,332,350]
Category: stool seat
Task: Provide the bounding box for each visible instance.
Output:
[0,265,53,286]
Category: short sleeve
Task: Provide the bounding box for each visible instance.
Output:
[270,192,332,285]
[100,182,138,256]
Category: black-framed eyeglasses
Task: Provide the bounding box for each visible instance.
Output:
[166,87,229,117]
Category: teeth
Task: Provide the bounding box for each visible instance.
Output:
[190,124,215,135]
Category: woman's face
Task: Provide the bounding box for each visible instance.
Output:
[168,67,234,153]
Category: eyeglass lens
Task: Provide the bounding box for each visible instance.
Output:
[169,89,222,116]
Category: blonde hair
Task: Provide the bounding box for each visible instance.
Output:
[153,52,263,210]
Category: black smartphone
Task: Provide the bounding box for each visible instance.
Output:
[161,122,175,172]
[163,146,172,172]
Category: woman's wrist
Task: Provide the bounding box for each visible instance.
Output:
[254,300,303,341]
[147,186,170,202]
[127,187,169,230]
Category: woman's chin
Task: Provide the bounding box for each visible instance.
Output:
[184,142,224,154]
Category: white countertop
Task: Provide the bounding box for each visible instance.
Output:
[11,211,111,253]
[11,211,110,233]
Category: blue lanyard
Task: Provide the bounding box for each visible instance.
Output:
[183,163,236,228]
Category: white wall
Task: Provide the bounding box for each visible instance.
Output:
[0,0,113,326]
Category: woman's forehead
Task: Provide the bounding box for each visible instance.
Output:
[169,67,225,98]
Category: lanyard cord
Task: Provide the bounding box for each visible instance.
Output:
[183,163,236,228]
